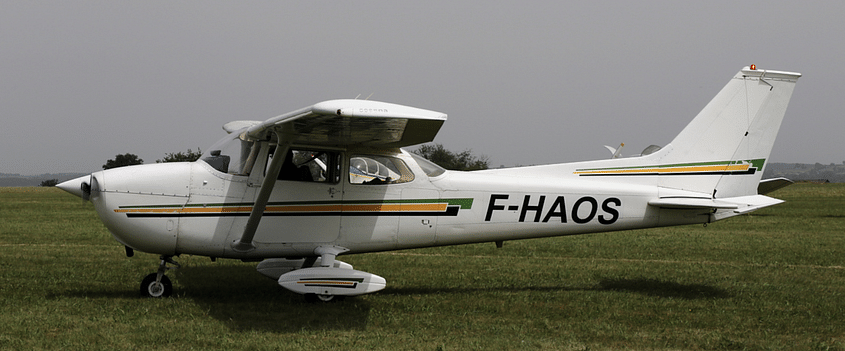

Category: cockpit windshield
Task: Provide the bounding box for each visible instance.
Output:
[200,132,260,175]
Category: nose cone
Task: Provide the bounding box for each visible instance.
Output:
[57,175,91,200]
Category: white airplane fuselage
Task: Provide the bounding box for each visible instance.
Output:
[81,147,712,261]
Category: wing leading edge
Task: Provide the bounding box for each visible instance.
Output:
[225,100,447,148]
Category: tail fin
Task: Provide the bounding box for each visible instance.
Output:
[653,66,801,198]
[490,66,800,201]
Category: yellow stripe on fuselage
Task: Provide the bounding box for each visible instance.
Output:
[573,164,749,175]
[115,203,449,215]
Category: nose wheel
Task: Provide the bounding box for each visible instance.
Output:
[140,256,180,298]
[141,273,172,298]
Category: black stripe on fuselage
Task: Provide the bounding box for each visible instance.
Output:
[125,205,461,218]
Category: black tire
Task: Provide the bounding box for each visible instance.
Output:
[304,293,343,303]
[140,273,172,298]
[316,294,335,302]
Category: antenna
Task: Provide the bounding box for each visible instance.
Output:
[603,142,624,159]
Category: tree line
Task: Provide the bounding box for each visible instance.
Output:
[102,148,203,170]
[43,144,486,186]
[100,144,487,172]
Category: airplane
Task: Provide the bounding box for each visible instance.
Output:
[58,65,800,302]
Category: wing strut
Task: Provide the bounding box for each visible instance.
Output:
[231,135,290,252]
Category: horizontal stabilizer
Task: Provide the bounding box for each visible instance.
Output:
[648,197,739,210]
[758,177,793,195]
[650,194,783,221]
[714,194,784,217]
[650,195,782,213]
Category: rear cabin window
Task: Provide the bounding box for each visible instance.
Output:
[349,155,414,185]
[410,153,447,178]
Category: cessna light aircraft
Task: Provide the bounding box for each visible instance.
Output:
[59,66,800,301]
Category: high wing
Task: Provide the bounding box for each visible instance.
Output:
[229,99,447,253]
[223,99,447,148]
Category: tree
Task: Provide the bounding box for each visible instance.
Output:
[157,148,202,163]
[40,179,58,187]
[413,143,489,171]
[103,153,143,170]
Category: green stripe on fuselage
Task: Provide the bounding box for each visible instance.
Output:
[575,158,765,172]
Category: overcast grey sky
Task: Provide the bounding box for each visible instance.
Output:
[2,1,843,175]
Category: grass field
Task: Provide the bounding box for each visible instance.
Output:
[1,185,843,350]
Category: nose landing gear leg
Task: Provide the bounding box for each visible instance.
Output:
[140,256,181,298]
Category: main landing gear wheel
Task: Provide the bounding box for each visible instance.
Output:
[304,293,345,303]
[140,255,180,298]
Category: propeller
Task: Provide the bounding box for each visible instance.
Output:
[56,175,93,201]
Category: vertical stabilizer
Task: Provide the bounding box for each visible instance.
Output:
[481,66,800,202]
[655,67,801,198]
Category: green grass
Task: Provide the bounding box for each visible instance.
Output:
[1,185,844,350]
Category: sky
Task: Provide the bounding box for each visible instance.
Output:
[2,1,844,175]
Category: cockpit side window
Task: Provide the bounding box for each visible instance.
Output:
[349,155,415,185]
[268,147,340,183]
